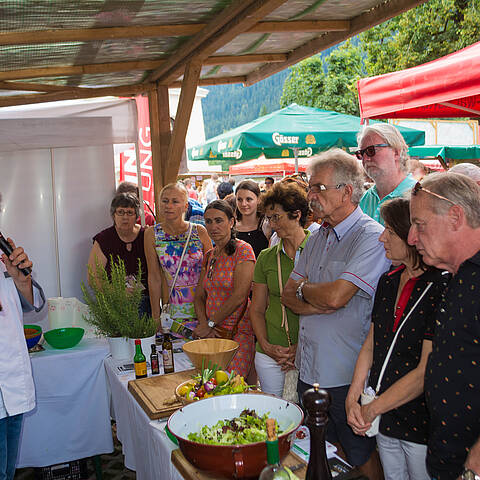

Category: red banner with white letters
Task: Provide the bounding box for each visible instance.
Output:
[118,95,155,214]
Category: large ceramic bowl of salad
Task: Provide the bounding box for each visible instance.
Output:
[168,393,303,478]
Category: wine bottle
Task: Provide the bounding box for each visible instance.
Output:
[303,383,332,480]
[258,418,290,479]
[150,343,159,375]
[133,339,147,379]
[162,334,174,374]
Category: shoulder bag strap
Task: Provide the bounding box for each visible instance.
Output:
[166,223,193,302]
[277,247,292,347]
[375,281,433,394]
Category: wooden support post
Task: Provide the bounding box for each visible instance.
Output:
[148,86,171,210]
[164,60,201,185]
[157,85,172,192]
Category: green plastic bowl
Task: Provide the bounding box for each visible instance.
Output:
[44,327,84,349]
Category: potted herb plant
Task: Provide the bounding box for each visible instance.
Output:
[81,256,156,360]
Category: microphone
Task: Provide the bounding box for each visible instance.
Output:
[0,232,32,277]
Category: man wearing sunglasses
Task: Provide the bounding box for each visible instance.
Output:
[408,173,480,480]
[356,124,416,225]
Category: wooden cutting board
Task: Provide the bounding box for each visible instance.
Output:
[128,369,196,419]
[171,449,308,479]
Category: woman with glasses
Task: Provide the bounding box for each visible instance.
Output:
[346,198,446,480]
[193,200,256,379]
[145,183,212,337]
[88,192,151,315]
[250,182,311,397]
[235,180,269,259]
[269,175,320,247]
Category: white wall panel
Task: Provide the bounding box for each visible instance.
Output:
[53,145,115,300]
[0,118,116,329]
[0,149,57,327]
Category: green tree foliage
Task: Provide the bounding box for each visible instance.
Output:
[202,70,288,139]
[361,0,480,75]
[259,104,268,116]
[280,41,363,115]
[280,56,325,108]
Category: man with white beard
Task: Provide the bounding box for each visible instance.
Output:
[356,123,416,225]
[283,149,390,479]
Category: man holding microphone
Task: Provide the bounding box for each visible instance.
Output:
[0,229,44,480]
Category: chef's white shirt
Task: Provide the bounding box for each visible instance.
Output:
[0,263,42,418]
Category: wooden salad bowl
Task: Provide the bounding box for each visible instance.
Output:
[182,338,239,371]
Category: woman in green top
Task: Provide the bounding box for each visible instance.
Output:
[250,182,311,397]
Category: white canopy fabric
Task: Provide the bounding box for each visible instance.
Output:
[0,97,137,151]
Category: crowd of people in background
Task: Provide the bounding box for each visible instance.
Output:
[82,123,480,480]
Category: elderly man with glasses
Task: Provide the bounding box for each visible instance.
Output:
[283,148,390,479]
[356,123,416,225]
[408,173,480,480]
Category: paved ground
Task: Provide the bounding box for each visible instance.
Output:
[14,423,136,480]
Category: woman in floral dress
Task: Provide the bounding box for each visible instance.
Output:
[194,200,256,379]
[145,183,211,338]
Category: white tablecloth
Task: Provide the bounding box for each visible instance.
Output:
[104,352,193,480]
[17,338,114,467]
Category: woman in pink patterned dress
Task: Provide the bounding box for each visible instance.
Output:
[194,200,256,379]
[145,183,211,337]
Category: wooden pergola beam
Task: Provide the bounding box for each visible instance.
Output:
[0,83,155,108]
[246,0,429,85]
[0,54,286,82]
[0,60,164,82]
[0,21,350,46]
[148,0,289,84]
[170,76,247,88]
[165,60,202,185]
[147,0,258,83]
[250,20,350,33]
[0,81,85,93]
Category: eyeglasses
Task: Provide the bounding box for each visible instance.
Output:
[265,213,285,223]
[354,144,389,160]
[412,182,456,205]
[207,257,217,279]
[115,209,136,216]
[307,183,346,194]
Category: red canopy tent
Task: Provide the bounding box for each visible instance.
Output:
[357,41,480,120]
[229,156,311,176]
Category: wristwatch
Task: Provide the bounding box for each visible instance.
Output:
[207,320,216,329]
[462,468,480,480]
[296,280,307,301]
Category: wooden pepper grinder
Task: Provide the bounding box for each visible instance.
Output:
[303,383,333,480]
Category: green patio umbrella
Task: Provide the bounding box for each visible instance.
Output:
[408,145,480,168]
[188,104,425,168]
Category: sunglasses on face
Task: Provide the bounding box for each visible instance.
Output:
[354,144,389,160]
[412,182,456,205]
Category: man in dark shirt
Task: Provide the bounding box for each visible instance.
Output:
[408,172,480,480]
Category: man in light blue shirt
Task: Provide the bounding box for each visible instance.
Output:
[356,123,416,224]
[283,149,390,480]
